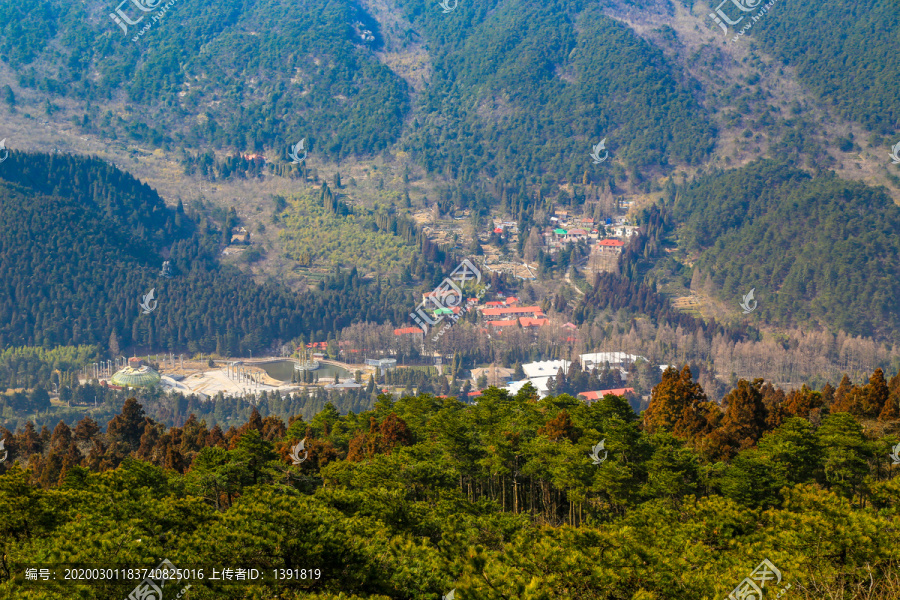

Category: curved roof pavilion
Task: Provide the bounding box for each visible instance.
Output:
[110,365,161,388]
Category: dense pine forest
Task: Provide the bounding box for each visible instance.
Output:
[0,0,714,184]
[672,161,900,341]
[2,370,899,598]
[756,0,900,135]
[0,0,409,158]
[0,151,441,355]
[399,0,716,184]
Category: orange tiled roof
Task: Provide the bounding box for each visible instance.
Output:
[482,306,544,316]
[519,317,548,327]
[487,319,518,327]
[394,327,424,335]
[578,388,635,400]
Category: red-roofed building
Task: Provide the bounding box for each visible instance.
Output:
[487,319,519,328]
[578,388,635,402]
[519,317,548,328]
[302,342,328,349]
[494,227,504,234]
[482,305,545,317]
[394,327,424,336]
[597,239,625,254]
[505,296,518,305]
[485,300,505,307]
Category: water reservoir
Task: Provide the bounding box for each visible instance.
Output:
[259,360,351,382]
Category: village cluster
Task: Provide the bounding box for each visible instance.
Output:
[416,205,642,282]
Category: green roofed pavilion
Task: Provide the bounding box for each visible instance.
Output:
[554,228,567,235]
[110,365,161,388]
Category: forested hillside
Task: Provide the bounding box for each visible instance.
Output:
[756,0,900,135]
[0,0,409,157]
[2,370,899,598]
[3,0,899,347]
[0,0,714,185]
[400,0,715,184]
[0,152,428,354]
[674,160,900,341]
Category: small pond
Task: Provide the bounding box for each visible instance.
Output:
[259,360,352,382]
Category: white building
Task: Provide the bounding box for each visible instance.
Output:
[610,225,640,238]
[522,360,571,378]
[505,377,549,396]
[503,360,572,398]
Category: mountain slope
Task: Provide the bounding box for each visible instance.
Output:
[0,152,414,353]
[399,0,715,182]
[0,0,410,158]
[675,160,900,341]
[0,0,714,182]
[756,0,900,135]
